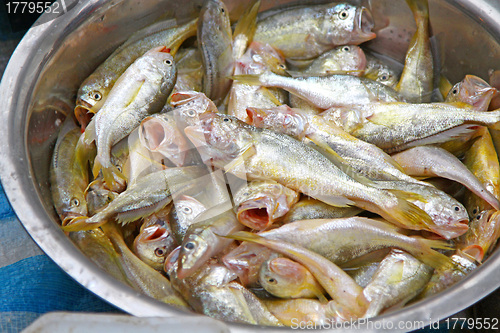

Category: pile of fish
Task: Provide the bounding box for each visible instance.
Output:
[51,0,500,326]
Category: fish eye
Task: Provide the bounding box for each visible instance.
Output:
[279,64,286,69]
[187,109,197,117]
[220,7,225,13]
[184,242,195,250]
[452,88,458,95]
[182,206,193,214]
[472,208,477,215]
[91,91,102,101]
[454,206,460,212]
[116,165,122,172]
[342,46,350,52]
[339,9,349,20]
[164,59,172,65]
[155,247,167,257]
[223,118,230,122]
[381,75,388,81]
[268,278,277,284]
[70,198,80,207]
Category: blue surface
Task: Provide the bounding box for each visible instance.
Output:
[0,182,122,333]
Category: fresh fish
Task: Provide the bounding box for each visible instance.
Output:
[416,254,477,300]
[396,0,434,103]
[291,45,366,77]
[264,299,354,326]
[133,206,178,271]
[197,0,234,106]
[62,166,209,231]
[169,195,207,244]
[391,145,500,210]
[358,249,434,318]
[363,51,399,88]
[226,231,366,317]
[50,123,91,223]
[139,113,190,167]
[166,248,282,326]
[75,19,197,124]
[86,46,177,187]
[177,206,246,279]
[247,105,424,183]
[457,210,500,262]
[463,127,500,215]
[283,197,361,224]
[322,102,500,153]
[373,180,469,239]
[258,217,454,269]
[222,241,280,287]
[228,42,289,123]
[184,113,435,232]
[69,229,130,286]
[101,221,191,310]
[253,3,376,60]
[445,75,496,111]
[234,180,299,230]
[171,48,203,96]
[259,257,326,301]
[233,71,405,110]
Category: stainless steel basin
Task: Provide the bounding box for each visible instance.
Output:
[1,0,500,331]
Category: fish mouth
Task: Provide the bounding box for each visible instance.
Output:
[246,107,266,126]
[164,246,181,273]
[140,225,170,243]
[355,47,367,74]
[352,8,376,44]
[74,100,95,130]
[461,245,484,262]
[431,218,469,240]
[463,75,497,110]
[237,203,272,230]
[140,117,186,166]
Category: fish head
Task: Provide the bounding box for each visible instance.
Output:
[133,224,177,271]
[76,80,109,120]
[200,0,232,38]
[139,46,178,94]
[459,210,500,261]
[184,113,254,166]
[139,115,188,166]
[322,4,375,46]
[222,241,274,287]
[173,195,206,225]
[320,45,366,76]
[236,195,275,230]
[246,105,309,139]
[259,257,306,297]
[246,42,288,76]
[177,233,209,279]
[60,192,88,222]
[446,75,496,111]
[422,194,469,239]
[171,91,218,129]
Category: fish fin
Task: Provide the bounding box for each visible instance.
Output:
[224,144,256,176]
[84,118,97,145]
[414,238,457,271]
[231,74,262,86]
[61,216,105,232]
[314,194,355,208]
[84,179,101,196]
[233,0,260,42]
[386,192,435,230]
[316,292,329,304]
[439,75,453,99]
[258,87,281,106]
[116,198,172,225]
[99,164,126,189]
[306,135,375,187]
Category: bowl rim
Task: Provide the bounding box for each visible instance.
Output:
[1,0,500,331]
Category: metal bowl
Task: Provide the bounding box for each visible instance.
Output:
[1,0,500,331]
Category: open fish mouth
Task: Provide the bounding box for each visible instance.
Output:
[352,8,376,44]
[141,225,170,243]
[74,100,95,130]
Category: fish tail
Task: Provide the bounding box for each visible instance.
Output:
[405,0,429,22]
[233,0,260,41]
[384,190,435,231]
[61,216,105,232]
[231,74,263,86]
[413,238,456,271]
